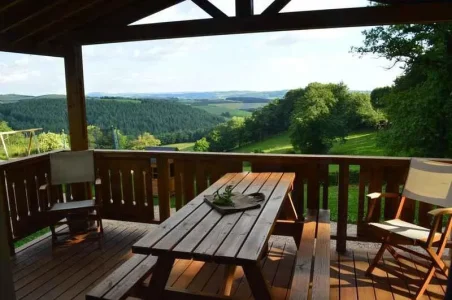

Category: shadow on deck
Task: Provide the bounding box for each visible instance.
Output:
[10,220,447,300]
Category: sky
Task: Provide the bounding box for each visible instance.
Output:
[0,0,404,96]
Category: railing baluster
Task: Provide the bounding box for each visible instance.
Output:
[174,160,184,211]
[183,160,195,203]
[157,156,171,221]
[337,163,349,253]
[195,160,208,194]
[357,165,369,238]
[307,163,319,210]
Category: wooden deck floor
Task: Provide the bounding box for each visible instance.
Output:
[11,220,448,300]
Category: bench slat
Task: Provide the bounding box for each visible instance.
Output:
[103,255,158,300]
[288,211,317,300]
[311,209,330,300]
[86,254,148,300]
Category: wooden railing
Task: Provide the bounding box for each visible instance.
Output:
[2,150,450,255]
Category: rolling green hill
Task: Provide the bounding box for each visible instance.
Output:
[234,131,384,156]
[0,97,224,136]
[194,105,251,118]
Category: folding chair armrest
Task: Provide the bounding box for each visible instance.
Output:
[366,192,400,200]
[365,192,400,222]
[95,178,102,185]
[428,207,452,217]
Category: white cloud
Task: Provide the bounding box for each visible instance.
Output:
[14,56,30,66]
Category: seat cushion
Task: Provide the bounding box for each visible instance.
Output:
[369,219,442,243]
[49,200,96,212]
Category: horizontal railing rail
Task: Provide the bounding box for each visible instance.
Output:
[2,149,451,254]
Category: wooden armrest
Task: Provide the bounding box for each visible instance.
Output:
[428,208,452,217]
[95,178,101,185]
[366,192,400,200]
[39,184,48,191]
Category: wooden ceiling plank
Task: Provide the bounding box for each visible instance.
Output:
[35,0,141,45]
[261,0,291,15]
[0,0,27,13]
[0,0,59,33]
[75,2,452,45]
[192,0,228,18]
[236,0,253,17]
[9,0,105,45]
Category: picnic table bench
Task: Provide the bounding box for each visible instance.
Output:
[86,172,331,300]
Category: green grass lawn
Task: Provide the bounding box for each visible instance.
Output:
[194,105,251,118]
[164,142,195,151]
[235,132,293,154]
[329,131,385,156]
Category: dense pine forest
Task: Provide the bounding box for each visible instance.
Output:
[0,97,223,137]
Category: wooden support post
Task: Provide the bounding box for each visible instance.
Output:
[337,163,349,253]
[0,170,16,299]
[1,134,8,159]
[64,45,88,152]
[236,0,253,17]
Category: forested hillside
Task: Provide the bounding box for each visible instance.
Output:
[0,97,223,136]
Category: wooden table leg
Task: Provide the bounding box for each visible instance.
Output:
[283,193,298,221]
[243,263,272,300]
[221,265,237,296]
[147,256,175,299]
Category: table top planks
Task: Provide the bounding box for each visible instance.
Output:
[132,172,295,265]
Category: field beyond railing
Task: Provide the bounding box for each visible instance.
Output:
[2,150,451,255]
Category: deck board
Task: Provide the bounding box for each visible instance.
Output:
[10,220,448,300]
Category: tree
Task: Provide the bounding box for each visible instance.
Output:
[370,86,392,110]
[290,83,349,154]
[193,137,210,152]
[345,92,383,130]
[353,24,452,157]
[207,117,245,152]
[38,132,65,152]
[129,132,161,150]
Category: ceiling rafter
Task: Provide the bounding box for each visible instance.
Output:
[191,0,228,18]
[73,2,452,45]
[34,0,143,45]
[236,0,253,17]
[262,0,291,15]
[9,0,105,45]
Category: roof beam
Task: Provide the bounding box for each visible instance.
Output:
[261,0,291,15]
[192,0,228,18]
[0,37,64,57]
[236,0,253,17]
[75,2,452,45]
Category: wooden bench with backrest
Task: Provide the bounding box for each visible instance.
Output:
[289,209,331,300]
[86,211,331,300]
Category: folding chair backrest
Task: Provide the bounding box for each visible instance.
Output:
[50,151,95,185]
[402,158,452,207]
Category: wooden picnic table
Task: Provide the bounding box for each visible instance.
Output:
[132,172,296,300]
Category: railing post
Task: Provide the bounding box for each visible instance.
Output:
[0,167,16,299]
[0,171,14,256]
[337,163,349,253]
